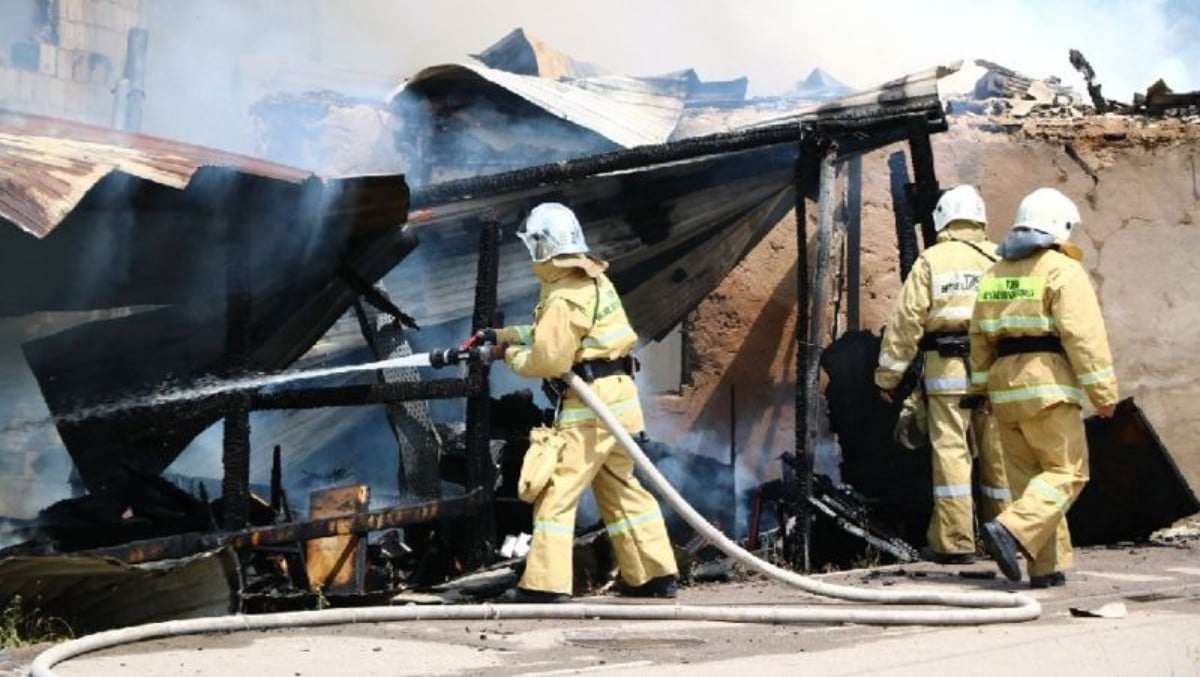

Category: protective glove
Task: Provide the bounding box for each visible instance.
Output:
[486,344,507,362]
[462,328,498,350]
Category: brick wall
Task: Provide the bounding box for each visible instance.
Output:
[0,0,145,126]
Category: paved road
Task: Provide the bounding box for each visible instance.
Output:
[12,536,1200,676]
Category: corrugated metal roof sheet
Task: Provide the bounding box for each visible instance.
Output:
[675,62,960,139]
[394,59,687,148]
[0,111,314,238]
[748,62,961,129]
[473,27,608,80]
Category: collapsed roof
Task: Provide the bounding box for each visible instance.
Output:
[4,47,958,503]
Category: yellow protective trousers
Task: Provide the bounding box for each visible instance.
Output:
[926,396,1010,554]
[995,403,1088,577]
[520,423,678,595]
[974,410,1011,523]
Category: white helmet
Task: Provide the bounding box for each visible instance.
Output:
[1012,187,1081,241]
[517,202,589,262]
[933,185,987,232]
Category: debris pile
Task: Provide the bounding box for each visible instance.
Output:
[946,51,1200,122]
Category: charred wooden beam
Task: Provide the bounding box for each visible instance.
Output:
[78,488,486,565]
[222,197,254,530]
[905,116,940,249]
[221,394,251,529]
[845,155,863,331]
[409,110,947,210]
[797,143,839,572]
[888,151,920,281]
[463,218,501,569]
[1069,48,1109,114]
[792,139,815,572]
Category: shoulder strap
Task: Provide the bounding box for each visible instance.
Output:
[947,236,999,263]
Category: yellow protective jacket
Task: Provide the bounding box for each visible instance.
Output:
[968,244,1118,423]
[875,223,998,396]
[498,255,644,432]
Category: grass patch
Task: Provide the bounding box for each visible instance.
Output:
[0,595,73,649]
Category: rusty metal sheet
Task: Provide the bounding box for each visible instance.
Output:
[0,111,315,238]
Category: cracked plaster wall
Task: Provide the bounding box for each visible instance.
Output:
[651,120,1200,499]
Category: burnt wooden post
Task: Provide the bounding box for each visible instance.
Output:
[888,151,920,282]
[793,144,810,570]
[798,142,838,571]
[906,116,941,249]
[463,217,500,568]
[845,154,863,331]
[221,197,253,530]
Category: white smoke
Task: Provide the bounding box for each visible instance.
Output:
[137,0,1198,157]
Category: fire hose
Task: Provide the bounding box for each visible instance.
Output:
[30,367,1039,677]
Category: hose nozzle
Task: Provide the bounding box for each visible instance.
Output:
[428,346,495,369]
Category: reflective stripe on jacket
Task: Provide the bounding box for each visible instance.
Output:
[968,246,1118,422]
[502,255,644,431]
[875,223,998,396]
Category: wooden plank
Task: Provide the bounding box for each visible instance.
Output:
[305,484,369,593]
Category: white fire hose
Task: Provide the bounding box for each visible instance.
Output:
[30,371,1039,676]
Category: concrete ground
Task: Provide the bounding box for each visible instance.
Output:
[5,532,1200,676]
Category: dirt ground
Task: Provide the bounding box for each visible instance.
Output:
[647,113,1200,492]
[7,520,1198,676]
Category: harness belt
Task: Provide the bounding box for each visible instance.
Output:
[996,335,1065,357]
[543,356,637,404]
[573,355,637,382]
[918,331,970,358]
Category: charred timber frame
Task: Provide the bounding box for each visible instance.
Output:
[793,142,839,572]
[222,191,254,530]
[789,116,943,568]
[463,217,500,568]
[80,488,486,565]
[905,116,941,249]
[409,111,948,210]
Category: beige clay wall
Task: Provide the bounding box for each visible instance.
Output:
[648,116,1200,495]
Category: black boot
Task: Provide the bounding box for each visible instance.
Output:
[497,587,571,604]
[617,575,678,599]
[981,521,1023,582]
[1029,571,1067,589]
[919,547,976,565]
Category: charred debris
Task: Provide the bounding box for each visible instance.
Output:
[0,35,1197,634]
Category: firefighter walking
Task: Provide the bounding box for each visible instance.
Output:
[970,187,1118,588]
[485,202,678,603]
[876,185,1011,564]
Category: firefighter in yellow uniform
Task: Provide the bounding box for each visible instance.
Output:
[489,202,678,603]
[876,185,1011,564]
[970,187,1118,588]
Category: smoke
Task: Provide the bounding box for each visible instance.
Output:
[136,0,1198,157]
